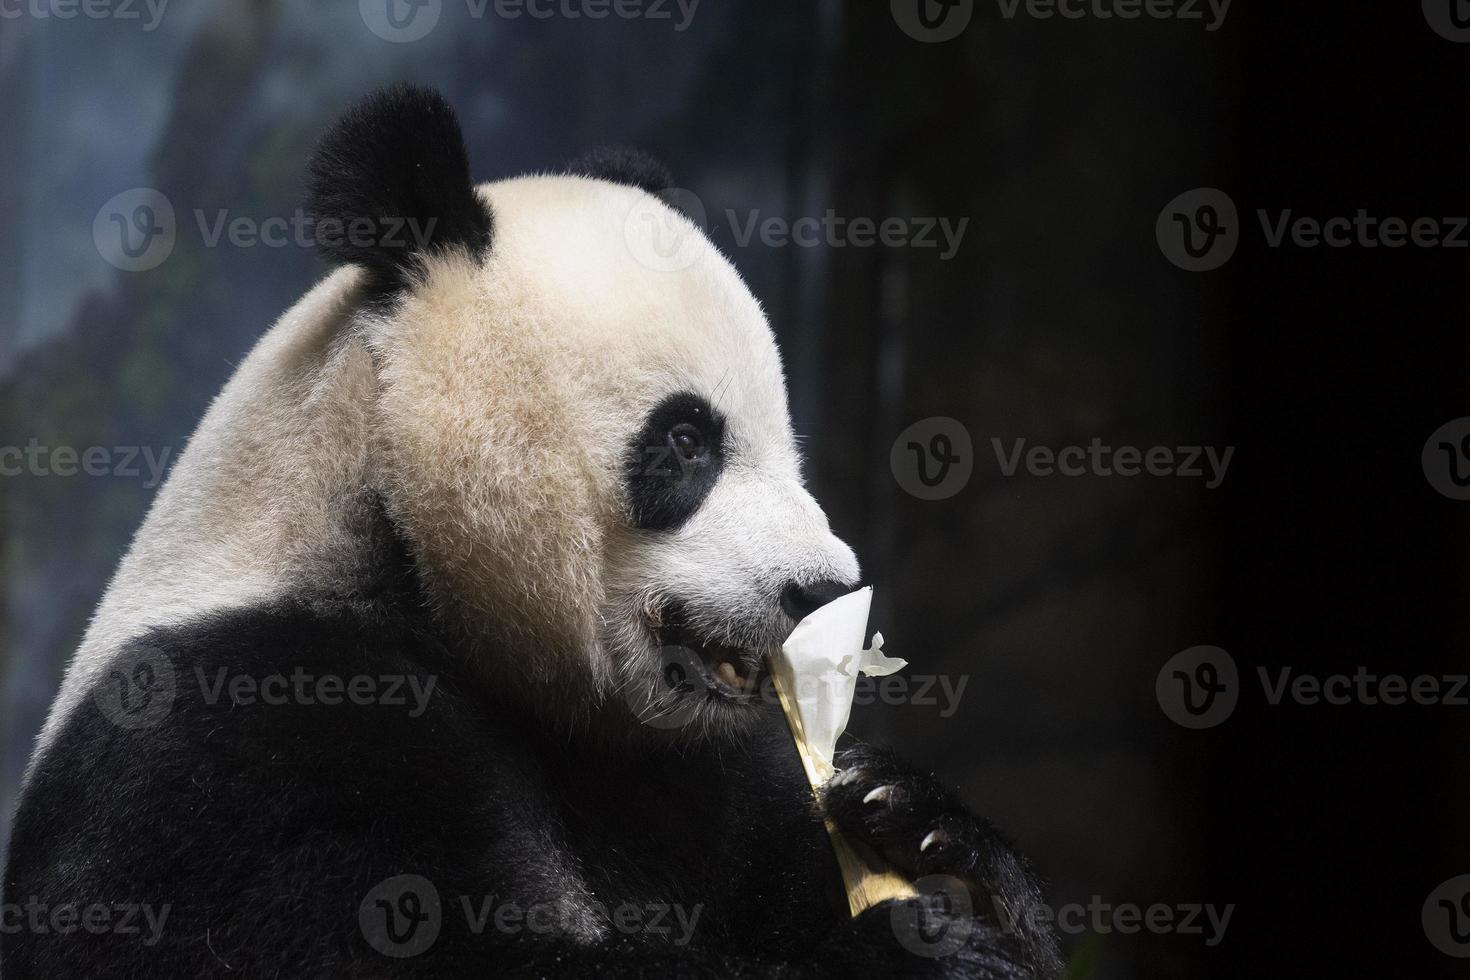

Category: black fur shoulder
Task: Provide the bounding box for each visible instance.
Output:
[6,598,507,976]
[4,593,1055,978]
[0,598,826,977]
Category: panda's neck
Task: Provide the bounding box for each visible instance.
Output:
[35,270,384,770]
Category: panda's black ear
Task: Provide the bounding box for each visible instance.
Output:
[305,85,492,294]
[567,146,674,195]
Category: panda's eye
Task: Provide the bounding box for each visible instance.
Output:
[626,391,726,531]
[669,423,706,464]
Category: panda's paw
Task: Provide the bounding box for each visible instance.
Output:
[822,743,1062,977]
[822,742,985,883]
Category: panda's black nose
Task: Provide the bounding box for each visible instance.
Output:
[780,579,854,622]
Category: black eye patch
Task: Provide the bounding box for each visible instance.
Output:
[623,392,727,532]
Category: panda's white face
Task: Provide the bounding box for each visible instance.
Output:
[370,175,859,734]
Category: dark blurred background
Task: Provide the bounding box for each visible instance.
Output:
[2,2,1466,976]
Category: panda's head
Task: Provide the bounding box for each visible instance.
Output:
[306,87,859,736]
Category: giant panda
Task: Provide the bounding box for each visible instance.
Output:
[2,86,1061,979]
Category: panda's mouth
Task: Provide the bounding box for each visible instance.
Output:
[654,609,766,700]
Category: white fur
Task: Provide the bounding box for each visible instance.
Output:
[30,174,858,770]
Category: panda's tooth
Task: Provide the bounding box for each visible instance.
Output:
[717,661,739,688]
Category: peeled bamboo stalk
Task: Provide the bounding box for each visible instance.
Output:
[769,663,918,917]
